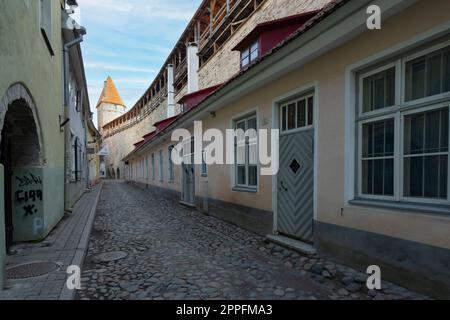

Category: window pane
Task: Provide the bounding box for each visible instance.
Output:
[445,50,450,92]
[297,99,306,128]
[363,123,374,158]
[406,46,450,101]
[247,117,257,130]
[250,42,258,61]
[248,166,257,186]
[237,166,246,185]
[287,103,296,130]
[236,140,246,165]
[427,54,442,96]
[281,107,287,131]
[362,119,395,196]
[404,156,423,197]
[362,160,373,195]
[384,159,394,196]
[442,108,449,151]
[425,109,441,153]
[385,120,394,156]
[373,159,384,195]
[236,120,246,131]
[373,122,385,157]
[281,106,287,131]
[404,113,424,155]
[440,155,448,199]
[424,155,439,198]
[251,41,258,53]
[374,76,385,110]
[242,48,249,59]
[363,119,394,158]
[362,67,395,112]
[308,97,314,125]
[406,58,426,101]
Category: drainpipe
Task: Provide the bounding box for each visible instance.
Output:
[63,30,86,213]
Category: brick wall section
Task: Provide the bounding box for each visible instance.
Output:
[198,0,331,89]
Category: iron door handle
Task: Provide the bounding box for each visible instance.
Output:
[280,181,288,192]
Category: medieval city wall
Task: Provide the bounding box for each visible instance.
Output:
[198,0,331,89]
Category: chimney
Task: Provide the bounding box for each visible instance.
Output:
[167,64,175,118]
[187,43,199,94]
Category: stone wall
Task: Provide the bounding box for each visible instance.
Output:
[103,99,170,178]
[198,0,331,89]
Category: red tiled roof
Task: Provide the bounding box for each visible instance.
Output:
[178,84,223,111]
[96,76,126,108]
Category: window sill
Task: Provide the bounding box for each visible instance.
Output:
[349,198,450,216]
[232,186,258,194]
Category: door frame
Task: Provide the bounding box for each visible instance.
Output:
[0,133,13,250]
[271,82,319,236]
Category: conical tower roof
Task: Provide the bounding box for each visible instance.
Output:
[96,76,126,108]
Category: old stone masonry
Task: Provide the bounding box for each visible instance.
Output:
[76,181,427,300]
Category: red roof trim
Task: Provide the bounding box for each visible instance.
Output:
[232,10,319,52]
[177,84,222,105]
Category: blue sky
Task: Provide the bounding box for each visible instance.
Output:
[77,0,201,125]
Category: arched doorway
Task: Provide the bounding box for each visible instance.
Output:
[0,84,43,250]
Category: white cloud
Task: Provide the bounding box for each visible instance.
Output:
[78,0,196,22]
[85,62,158,74]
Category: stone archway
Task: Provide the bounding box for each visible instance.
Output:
[0,83,44,249]
[0,83,44,162]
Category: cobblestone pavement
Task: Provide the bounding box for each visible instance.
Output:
[76,181,427,300]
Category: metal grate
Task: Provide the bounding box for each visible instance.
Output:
[6,262,59,280]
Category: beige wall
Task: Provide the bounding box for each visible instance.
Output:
[128,0,450,250]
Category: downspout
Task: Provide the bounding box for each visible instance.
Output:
[63,33,85,213]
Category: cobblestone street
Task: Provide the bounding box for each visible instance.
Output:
[76,181,427,300]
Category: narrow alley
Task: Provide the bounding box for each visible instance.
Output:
[76,181,425,300]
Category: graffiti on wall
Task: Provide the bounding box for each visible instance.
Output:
[14,172,43,218]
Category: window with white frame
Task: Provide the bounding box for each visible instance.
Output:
[168,145,175,182]
[234,113,258,189]
[159,150,164,182]
[241,40,259,69]
[280,94,314,133]
[356,42,450,204]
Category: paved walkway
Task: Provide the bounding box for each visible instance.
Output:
[77,181,427,300]
[0,183,103,300]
